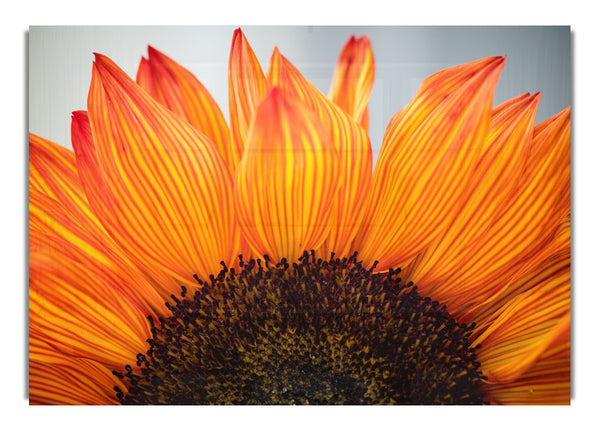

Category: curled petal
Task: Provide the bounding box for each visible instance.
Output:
[328,35,375,130]
[29,337,123,405]
[354,57,505,271]
[29,239,152,368]
[267,48,372,257]
[228,28,267,165]
[474,263,570,384]
[235,87,340,261]
[484,336,570,405]
[136,47,235,173]
[73,54,238,290]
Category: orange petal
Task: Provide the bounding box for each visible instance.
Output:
[29,134,166,311]
[377,56,506,157]
[423,107,571,312]
[30,189,167,312]
[74,54,238,290]
[235,87,340,261]
[29,238,152,368]
[484,335,570,404]
[135,56,154,96]
[465,215,571,326]
[69,111,197,300]
[410,93,540,305]
[267,48,372,257]
[29,337,123,405]
[354,56,505,271]
[29,133,88,210]
[228,28,267,165]
[328,35,375,130]
[474,264,570,384]
[502,213,571,293]
[136,47,235,173]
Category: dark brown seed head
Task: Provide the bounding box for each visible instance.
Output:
[115,251,485,405]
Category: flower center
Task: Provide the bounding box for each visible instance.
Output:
[114,251,485,404]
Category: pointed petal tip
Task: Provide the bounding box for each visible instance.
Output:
[344,34,372,45]
[71,111,90,133]
[91,53,116,76]
[232,27,244,44]
[545,105,571,125]
[551,106,571,128]
[478,56,505,84]
[146,45,160,59]
[146,46,171,68]
[146,45,170,62]
[270,46,283,62]
[93,53,131,78]
[528,92,541,107]
[354,35,371,46]
[481,55,505,70]
[495,55,506,67]
[92,52,107,63]
[525,93,542,115]
[71,110,87,119]
[508,92,539,106]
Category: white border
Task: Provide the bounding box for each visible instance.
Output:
[4,1,598,430]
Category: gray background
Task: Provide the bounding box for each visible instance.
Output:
[29,26,571,162]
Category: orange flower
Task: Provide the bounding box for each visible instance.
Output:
[29,29,570,405]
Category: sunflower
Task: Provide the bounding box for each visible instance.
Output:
[29,28,570,405]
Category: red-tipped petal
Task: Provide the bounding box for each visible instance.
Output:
[29,133,166,311]
[235,88,340,261]
[228,29,267,165]
[328,35,375,130]
[29,133,90,216]
[424,107,571,313]
[135,56,154,96]
[267,49,372,257]
[137,46,235,173]
[74,54,238,292]
[355,57,505,271]
[474,265,570,384]
[410,93,541,308]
